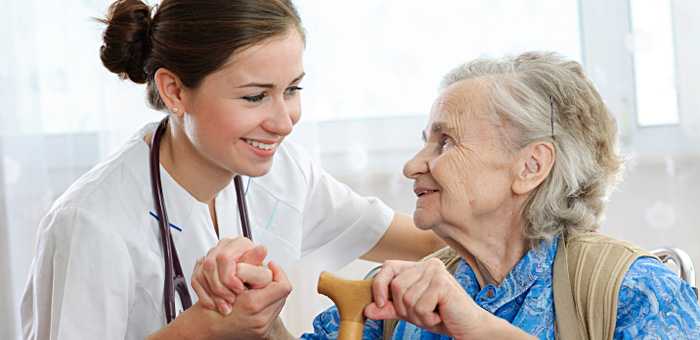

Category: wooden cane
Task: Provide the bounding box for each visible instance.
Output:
[317,271,374,340]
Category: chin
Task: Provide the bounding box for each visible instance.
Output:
[233,160,274,178]
[242,165,273,177]
[412,210,440,230]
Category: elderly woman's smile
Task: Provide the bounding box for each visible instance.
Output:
[404,79,521,249]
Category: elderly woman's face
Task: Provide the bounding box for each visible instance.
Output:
[403,79,517,232]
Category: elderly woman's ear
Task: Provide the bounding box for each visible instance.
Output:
[511,141,555,195]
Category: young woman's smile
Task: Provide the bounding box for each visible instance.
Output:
[180,29,305,177]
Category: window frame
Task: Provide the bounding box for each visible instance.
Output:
[578,0,700,156]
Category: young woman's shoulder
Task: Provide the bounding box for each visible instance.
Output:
[43,127,154,240]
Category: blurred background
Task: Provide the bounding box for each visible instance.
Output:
[1,0,698,337]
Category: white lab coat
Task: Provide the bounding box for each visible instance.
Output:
[20,122,393,339]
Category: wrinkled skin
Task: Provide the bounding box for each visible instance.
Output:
[403,79,527,267]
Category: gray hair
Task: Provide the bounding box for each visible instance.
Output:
[441,52,622,242]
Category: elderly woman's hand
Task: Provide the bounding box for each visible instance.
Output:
[191,237,274,315]
[364,259,486,339]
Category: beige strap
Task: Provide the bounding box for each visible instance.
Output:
[565,234,657,340]
[553,236,589,340]
[382,319,398,340]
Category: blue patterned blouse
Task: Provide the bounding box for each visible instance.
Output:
[301,237,700,339]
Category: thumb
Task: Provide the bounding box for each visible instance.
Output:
[268,261,289,284]
[364,302,398,320]
[239,245,268,266]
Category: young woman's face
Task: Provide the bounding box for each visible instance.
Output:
[181,29,305,177]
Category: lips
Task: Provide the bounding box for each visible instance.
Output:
[414,186,440,197]
[242,138,278,151]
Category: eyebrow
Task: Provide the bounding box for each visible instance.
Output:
[422,121,455,142]
[237,72,306,89]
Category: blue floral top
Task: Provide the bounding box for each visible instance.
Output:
[301,237,700,339]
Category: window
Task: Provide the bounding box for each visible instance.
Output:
[579,0,700,155]
[630,0,679,127]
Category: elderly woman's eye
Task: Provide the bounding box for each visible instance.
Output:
[439,136,453,152]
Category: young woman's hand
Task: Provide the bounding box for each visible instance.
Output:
[191,237,273,315]
[210,261,291,339]
[150,261,292,340]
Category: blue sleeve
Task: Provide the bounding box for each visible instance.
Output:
[300,306,385,340]
[614,257,700,339]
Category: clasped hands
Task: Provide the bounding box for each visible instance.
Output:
[190,237,290,339]
[191,237,490,339]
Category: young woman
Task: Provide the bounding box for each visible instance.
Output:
[20,0,442,339]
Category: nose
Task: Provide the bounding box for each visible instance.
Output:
[403,146,430,180]
[263,97,299,136]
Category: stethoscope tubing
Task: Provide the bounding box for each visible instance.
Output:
[149,115,252,323]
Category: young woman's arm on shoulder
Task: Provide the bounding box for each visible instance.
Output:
[361,213,444,262]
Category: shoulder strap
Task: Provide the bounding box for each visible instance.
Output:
[553,236,589,340]
[554,233,657,340]
[382,319,399,340]
[382,247,460,339]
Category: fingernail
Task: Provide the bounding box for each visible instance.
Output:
[220,302,232,316]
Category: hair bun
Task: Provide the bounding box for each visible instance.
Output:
[99,0,153,84]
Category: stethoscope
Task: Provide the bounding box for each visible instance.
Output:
[149,116,253,323]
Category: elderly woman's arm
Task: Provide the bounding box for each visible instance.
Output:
[614,257,700,338]
[364,259,536,340]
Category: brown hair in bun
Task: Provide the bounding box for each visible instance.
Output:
[99,0,153,84]
[97,0,304,110]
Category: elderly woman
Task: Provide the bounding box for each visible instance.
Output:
[300,52,700,339]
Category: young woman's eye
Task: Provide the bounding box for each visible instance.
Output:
[284,86,303,96]
[242,93,267,103]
